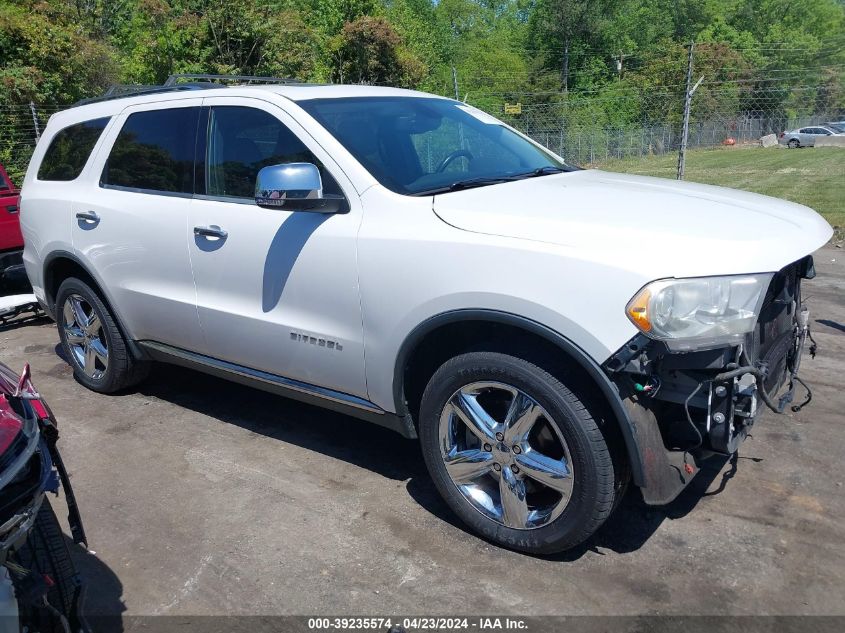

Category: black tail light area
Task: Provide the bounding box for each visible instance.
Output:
[0,446,43,526]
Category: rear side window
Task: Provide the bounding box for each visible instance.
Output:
[102,107,200,194]
[37,117,110,181]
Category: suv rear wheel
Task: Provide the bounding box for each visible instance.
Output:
[419,351,620,554]
[56,277,149,393]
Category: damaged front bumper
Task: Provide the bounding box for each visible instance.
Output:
[603,256,817,505]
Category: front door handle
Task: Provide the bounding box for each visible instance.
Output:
[75,210,100,223]
[6,205,18,215]
[194,225,228,239]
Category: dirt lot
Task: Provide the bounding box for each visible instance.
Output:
[1,247,844,624]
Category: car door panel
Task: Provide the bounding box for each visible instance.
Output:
[72,101,204,351]
[188,98,367,398]
[797,128,811,145]
[0,165,22,252]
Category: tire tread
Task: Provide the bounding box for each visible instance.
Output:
[420,351,619,554]
[56,277,149,393]
[15,500,81,631]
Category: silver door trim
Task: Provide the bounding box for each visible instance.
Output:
[138,340,384,414]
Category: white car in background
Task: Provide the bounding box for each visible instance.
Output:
[19,77,832,554]
[779,124,843,147]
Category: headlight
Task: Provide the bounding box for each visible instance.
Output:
[626,274,772,351]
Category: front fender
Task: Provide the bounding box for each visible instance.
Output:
[391,309,647,487]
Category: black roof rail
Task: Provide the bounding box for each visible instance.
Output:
[103,84,159,97]
[72,82,217,107]
[164,73,305,86]
[72,73,311,107]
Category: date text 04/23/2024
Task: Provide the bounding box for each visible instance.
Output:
[307,617,529,631]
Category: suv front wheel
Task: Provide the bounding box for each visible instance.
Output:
[56,277,149,393]
[419,351,621,554]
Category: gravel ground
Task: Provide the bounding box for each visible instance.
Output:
[0,246,843,628]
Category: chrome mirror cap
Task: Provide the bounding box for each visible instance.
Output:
[255,163,323,207]
[255,162,348,214]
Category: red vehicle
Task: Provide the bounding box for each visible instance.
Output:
[0,163,26,293]
[0,361,88,632]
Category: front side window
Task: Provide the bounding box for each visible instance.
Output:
[38,117,110,181]
[299,97,568,196]
[102,107,200,194]
[204,106,341,199]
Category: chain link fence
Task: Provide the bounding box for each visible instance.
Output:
[1,63,842,184]
[0,104,64,183]
[492,82,843,174]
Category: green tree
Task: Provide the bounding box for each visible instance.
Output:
[528,0,602,91]
[0,0,118,103]
[329,16,426,86]
[202,1,319,79]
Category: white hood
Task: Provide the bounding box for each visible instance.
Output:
[432,169,833,279]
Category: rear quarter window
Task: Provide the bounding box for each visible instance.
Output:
[37,117,111,181]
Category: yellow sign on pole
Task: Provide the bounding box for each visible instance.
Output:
[504,103,522,115]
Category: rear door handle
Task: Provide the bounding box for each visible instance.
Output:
[75,210,100,223]
[194,225,228,239]
[5,205,17,214]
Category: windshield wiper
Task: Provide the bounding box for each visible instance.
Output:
[412,177,520,196]
[412,165,574,197]
[526,165,569,177]
[507,165,575,180]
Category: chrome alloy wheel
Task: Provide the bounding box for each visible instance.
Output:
[439,381,574,530]
[62,294,109,380]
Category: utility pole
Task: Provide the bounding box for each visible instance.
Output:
[677,42,695,181]
[452,66,465,149]
[616,50,625,80]
[29,102,40,141]
[561,39,570,92]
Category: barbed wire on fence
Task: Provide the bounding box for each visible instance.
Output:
[0,104,64,181]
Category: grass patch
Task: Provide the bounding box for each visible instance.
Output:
[598,145,845,234]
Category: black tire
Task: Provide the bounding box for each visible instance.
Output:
[419,351,620,554]
[788,139,800,148]
[14,499,83,633]
[56,277,149,393]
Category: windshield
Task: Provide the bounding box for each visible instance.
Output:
[298,97,570,196]
[827,123,845,133]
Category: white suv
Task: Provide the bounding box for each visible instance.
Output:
[20,79,832,554]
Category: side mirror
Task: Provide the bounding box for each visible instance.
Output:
[255,163,346,213]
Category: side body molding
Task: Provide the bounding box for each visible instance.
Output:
[393,309,646,487]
